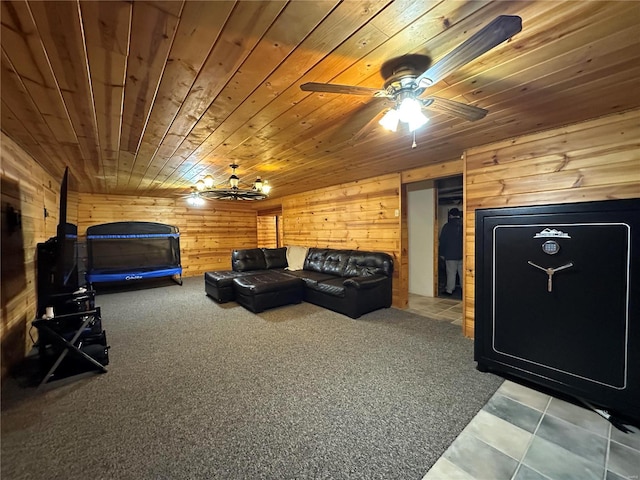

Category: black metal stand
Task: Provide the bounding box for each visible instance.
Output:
[32,308,108,388]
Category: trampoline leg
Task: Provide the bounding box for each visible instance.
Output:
[172,274,183,286]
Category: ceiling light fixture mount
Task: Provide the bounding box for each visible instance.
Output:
[188,164,271,203]
[378,93,430,133]
[377,64,430,134]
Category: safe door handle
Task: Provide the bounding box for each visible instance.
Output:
[527,261,574,292]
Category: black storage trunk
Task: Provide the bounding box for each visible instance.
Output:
[474,198,640,422]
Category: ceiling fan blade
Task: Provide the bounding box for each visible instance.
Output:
[300,82,386,96]
[349,108,389,145]
[415,15,522,88]
[424,96,488,121]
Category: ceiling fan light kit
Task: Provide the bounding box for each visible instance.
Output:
[300,15,522,140]
[379,96,430,133]
[188,164,271,204]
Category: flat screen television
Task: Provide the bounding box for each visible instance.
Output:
[54,167,78,289]
[36,167,79,315]
[56,221,78,289]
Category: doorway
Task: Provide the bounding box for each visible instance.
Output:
[436,175,463,300]
[405,177,462,323]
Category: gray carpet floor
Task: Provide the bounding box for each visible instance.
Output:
[1,277,503,479]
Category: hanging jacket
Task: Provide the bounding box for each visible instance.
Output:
[439,217,463,260]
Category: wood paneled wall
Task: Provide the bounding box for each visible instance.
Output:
[1,133,75,378]
[77,195,258,276]
[463,109,640,337]
[268,174,404,307]
[401,158,463,184]
[257,215,277,248]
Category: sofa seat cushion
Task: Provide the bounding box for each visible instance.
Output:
[205,269,280,287]
[343,274,388,289]
[233,272,304,313]
[308,277,346,298]
[283,270,335,287]
[233,271,303,296]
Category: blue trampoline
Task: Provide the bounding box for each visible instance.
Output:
[85,222,182,286]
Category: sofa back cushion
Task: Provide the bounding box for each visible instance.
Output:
[304,248,350,276]
[232,248,266,272]
[322,250,350,276]
[304,248,328,273]
[344,251,394,278]
[262,247,287,269]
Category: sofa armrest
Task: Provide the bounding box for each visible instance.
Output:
[343,274,387,290]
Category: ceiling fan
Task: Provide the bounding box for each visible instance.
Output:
[300,15,522,137]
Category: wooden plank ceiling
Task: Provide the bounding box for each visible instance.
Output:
[2,1,639,199]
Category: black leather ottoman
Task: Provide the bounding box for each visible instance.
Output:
[204,271,248,303]
[206,270,273,303]
[233,272,304,313]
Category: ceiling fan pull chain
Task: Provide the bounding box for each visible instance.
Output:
[412,130,417,149]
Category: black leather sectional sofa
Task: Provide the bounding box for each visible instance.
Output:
[204,247,393,318]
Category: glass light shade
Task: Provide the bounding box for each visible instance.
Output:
[203,175,214,189]
[390,97,429,132]
[397,97,422,123]
[378,109,400,132]
[408,111,428,132]
[195,179,205,191]
[187,193,205,206]
[261,180,271,194]
[229,174,239,188]
[254,178,263,191]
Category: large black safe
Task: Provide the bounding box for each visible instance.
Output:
[475,198,639,422]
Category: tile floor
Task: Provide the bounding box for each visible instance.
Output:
[407,294,640,480]
[407,292,463,326]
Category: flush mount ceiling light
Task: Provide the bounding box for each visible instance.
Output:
[188,164,271,204]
